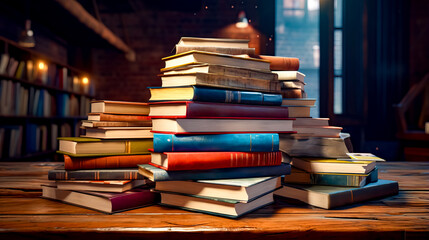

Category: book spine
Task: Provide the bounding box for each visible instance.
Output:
[110,189,159,212]
[149,163,291,181]
[152,151,282,171]
[48,169,145,180]
[63,154,152,170]
[183,102,289,119]
[175,45,256,55]
[97,114,152,121]
[153,133,279,152]
[192,86,282,106]
[258,55,300,71]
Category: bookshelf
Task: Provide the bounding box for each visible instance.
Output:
[0,36,95,161]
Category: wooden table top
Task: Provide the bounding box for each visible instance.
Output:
[0,161,428,239]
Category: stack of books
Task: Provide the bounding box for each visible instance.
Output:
[42,100,158,214]
[139,37,296,218]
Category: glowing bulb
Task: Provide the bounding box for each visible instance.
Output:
[82,77,89,85]
[38,62,45,70]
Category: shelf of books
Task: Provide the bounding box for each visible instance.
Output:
[0,36,95,161]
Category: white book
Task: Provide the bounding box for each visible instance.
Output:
[272,71,305,81]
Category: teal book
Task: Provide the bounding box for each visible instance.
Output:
[274,179,399,209]
[283,167,378,187]
[138,163,291,182]
[48,168,145,180]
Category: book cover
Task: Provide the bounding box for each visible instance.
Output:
[150,151,282,171]
[83,127,153,139]
[138,163,291,182]
[149,101,289,119]
[153,133,279,152]
[63,154,152,170]
[90,100,150,115]
[48,168,145,180]
[148,86,283,106]
[160,72,281,93]
[42,184,159,213]
[274,179,399,209]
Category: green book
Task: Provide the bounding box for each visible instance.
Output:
[57,137,153,157]
[283,167,378,187]
[274,179,399,209]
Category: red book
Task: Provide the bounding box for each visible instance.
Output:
[64,155,151,170]
[150,151,282,171]
[149,101,289,119]
[249,55,300,71]
[88,113,152,122]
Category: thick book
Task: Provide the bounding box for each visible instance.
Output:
[282,106,312,118]
[272,71,305,81]
[163,50,271,71]
[149,101,289,119]
[283,167,378,187]
[83,127,153,139]
[155,176,281,202]
[48,168,145,180]
[90,100,150,115]
[293,126,343,138]
[282,98,316,106]
[148,86,282,106]
[248,55,300,71]
[175,45,255,55]
[159,72,281,93]
[87,113,152,122]
[81,120,152,128]
[159,191,274,218]
[151,118,294,134]
[291,157,377,174]
[293,117,329,126]
[56,180,147,193]
[281,88,305,98]
[138,163,291,182]
[161,63,277,80]
[63,154,151,170]
[176,37,250,48]
[42,184,158,213]
[274,179,399,209]
[150,151,282,171]
[153,133,279,152]
[58,137,153,156]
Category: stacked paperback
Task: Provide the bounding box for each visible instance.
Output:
[139,37,299,218]
[42,100,158,213]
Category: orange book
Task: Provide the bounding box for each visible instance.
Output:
[63,154,151,170]
[249,55,300,71]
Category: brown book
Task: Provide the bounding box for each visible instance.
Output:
[81,120,152,128]
[88,113,152,122]
[175,45,255,55]
[249,55,300,71]
[281,89,305,98]
[91,100,150,115]
[63,154,152,170]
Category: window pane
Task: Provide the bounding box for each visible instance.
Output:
[334,77,343,114]
[276,0,320,117]
[334,29,342,76]
[334,0,343,28]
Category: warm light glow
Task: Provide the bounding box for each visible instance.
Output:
[82,77,89,85]
[38,62,45,70]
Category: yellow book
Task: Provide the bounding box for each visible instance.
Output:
[291,157,376,174]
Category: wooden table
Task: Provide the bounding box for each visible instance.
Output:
[0,162,428,239]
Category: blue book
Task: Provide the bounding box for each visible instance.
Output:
[25,124,38,153]
[148,86,282,106]
[153,133,279,152]
[138,163,291,182]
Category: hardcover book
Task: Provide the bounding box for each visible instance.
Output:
[153,133,279,152]
[150,151,282,171]
[272,71,305,81]
[90,100,150,115]
[293,126,343,138]
[281,98,316,107]
[87,113,152,122]
[149,101,289,119]
[281,106,312,118]
[151,118,294,134]
[138,163,291,181]
[58,137,153,156]
[148,86,283,106]
[56,179,147,193]
[176,37,250,48]
[249,55,300,71]
[274,179,399,209]
[291,157,377,174]
[48,168,145,180]
[83,127,153,139]
[293,117,329,126]
[42,184,158,213]
[81,120,152,128]
[63,154,151,170]
[159,72,281,93]
[175,45,255,55]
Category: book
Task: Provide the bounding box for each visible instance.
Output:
[346,153,386,161]
[293,117,329,126]
[175,45,255,55]
[148,86,283,106]
[0,53,9,74]
[280,80,305,89]
[48,168,145,180]
[282,98,317,107]
[138,163,291,181]
[272,71,305,81]
[293,126,343,138]
[58,137,153,156]
[56,180,147,193]
[248,55,300,71]
[281,88,305,98]
[150,151,282,171]
[176,37,250,48]
[163,51,271,71]
[91,100,150,115]
[87,113,152,122]
[63,154,152,170]
[153,133,279,152]
[81,120,152,128]
[155,176,281,202]
[159,72,281,93]
[283,167,378,187]
[279,133,352,158]
[274,179,399,209]
[149,101,289,119]
[42,184,158,213]
[282,106,312,118]
[161,63,277,81]
[83,127,153,139]
[151,118,294,134]
[291,157,377,174]
[159,191,274,218]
